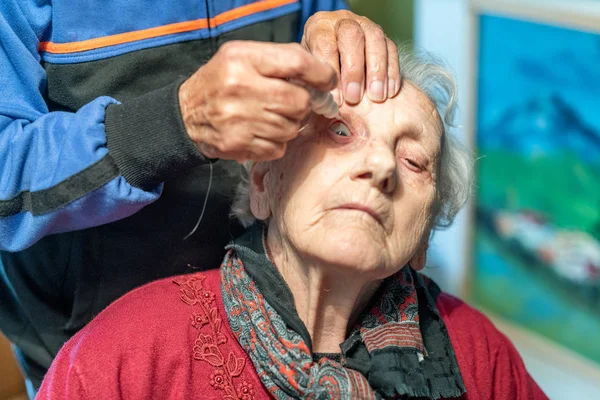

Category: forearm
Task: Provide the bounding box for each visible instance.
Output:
[0,99,159,251]
[0,0,211,250]
[1,84,211,251]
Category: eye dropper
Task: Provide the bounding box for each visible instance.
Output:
[305,85,339,119]
[288,77,340,119]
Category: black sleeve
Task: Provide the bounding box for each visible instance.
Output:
[104,78,208,190]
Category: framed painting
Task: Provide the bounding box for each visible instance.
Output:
[469,0,600,365]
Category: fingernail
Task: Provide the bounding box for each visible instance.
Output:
[388,79,396,98]
[345,82,362,104]
[199,143,217,158]
[395,79,401,94]
[369,80,385,102]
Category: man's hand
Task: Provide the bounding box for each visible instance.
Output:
[302,10,401,104]
[179,41,337,162]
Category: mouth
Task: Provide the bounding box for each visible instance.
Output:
[334,203,384,226]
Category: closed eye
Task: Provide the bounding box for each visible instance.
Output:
[403,158,425,172]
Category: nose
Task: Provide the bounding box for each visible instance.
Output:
[350,141,397,193]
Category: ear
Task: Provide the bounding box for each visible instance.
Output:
[409,241,429,271]
[249,162,271,221]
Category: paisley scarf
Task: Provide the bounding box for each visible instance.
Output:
[220,226,465,399]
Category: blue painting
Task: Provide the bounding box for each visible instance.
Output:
[472,14,600,364]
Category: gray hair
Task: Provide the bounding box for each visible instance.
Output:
[231,46,473,230]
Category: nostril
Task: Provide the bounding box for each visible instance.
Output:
[357,172,372,180]
[382,178,390,192]
[382,176,396,193]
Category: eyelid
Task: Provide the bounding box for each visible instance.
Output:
[396,145,429,172]
[328,119,350,131]
[328,120,354,139]
[405,158,424,171]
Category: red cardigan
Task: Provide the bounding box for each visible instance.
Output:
[37,269,548,399]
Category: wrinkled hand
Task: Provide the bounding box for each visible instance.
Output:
[302,10,401,104]
[179,41,337,162]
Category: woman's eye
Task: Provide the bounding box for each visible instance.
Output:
[402,157,425,172]
[407,159,421,169]
[329,122,351,138]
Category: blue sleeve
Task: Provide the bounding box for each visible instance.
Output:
[0,1,164,251]
[297,0,349,41]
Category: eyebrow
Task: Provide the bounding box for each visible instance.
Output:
[340,106,441,144]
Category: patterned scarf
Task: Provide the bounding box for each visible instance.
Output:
[220,226,465,399]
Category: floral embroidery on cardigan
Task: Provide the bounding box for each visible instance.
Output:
[174,273,254,400]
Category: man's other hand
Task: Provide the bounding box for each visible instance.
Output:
[302,10,401,104]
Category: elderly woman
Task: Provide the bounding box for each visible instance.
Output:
[37,50,547,400]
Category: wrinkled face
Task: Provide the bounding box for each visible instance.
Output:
[254,82,443,279]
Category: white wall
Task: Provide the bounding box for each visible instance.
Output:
[415,0,472,297]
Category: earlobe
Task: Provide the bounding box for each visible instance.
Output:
[249,162,271,221]
[409,242,429,271]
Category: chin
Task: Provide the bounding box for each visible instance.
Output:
[310,231,392,274]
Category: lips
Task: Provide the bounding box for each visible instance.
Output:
[334,203,384,225]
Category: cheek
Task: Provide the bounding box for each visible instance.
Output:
[266,152,314,220]
[397,170,434,197]
[268,152,344,228]
[392,185,436,234]
[265,165,287,215]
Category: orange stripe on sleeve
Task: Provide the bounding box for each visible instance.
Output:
[39,0,298,54]
[209,0,297,27]
[39,19,209,54]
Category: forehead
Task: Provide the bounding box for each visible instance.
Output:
[341,82,443,142]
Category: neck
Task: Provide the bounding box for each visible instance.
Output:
[266,226,381,353]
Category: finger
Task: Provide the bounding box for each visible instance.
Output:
[255,116,302,143]
[260,79,312,122]
[302,22,343,105]
[249,42,337,92]
[335,18,365,104]
[245,139,288,162]
[200,135,287,162]
[197,142,221,159]
[386,39,401,98]
[218,117,300,146]
[362,22,388,102]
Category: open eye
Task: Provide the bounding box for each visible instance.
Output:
[329,121,352,138]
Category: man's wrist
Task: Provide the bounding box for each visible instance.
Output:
[178,73,216,160]
[105,78,209,190]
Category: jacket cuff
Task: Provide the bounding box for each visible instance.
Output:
[104,78,208,190]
